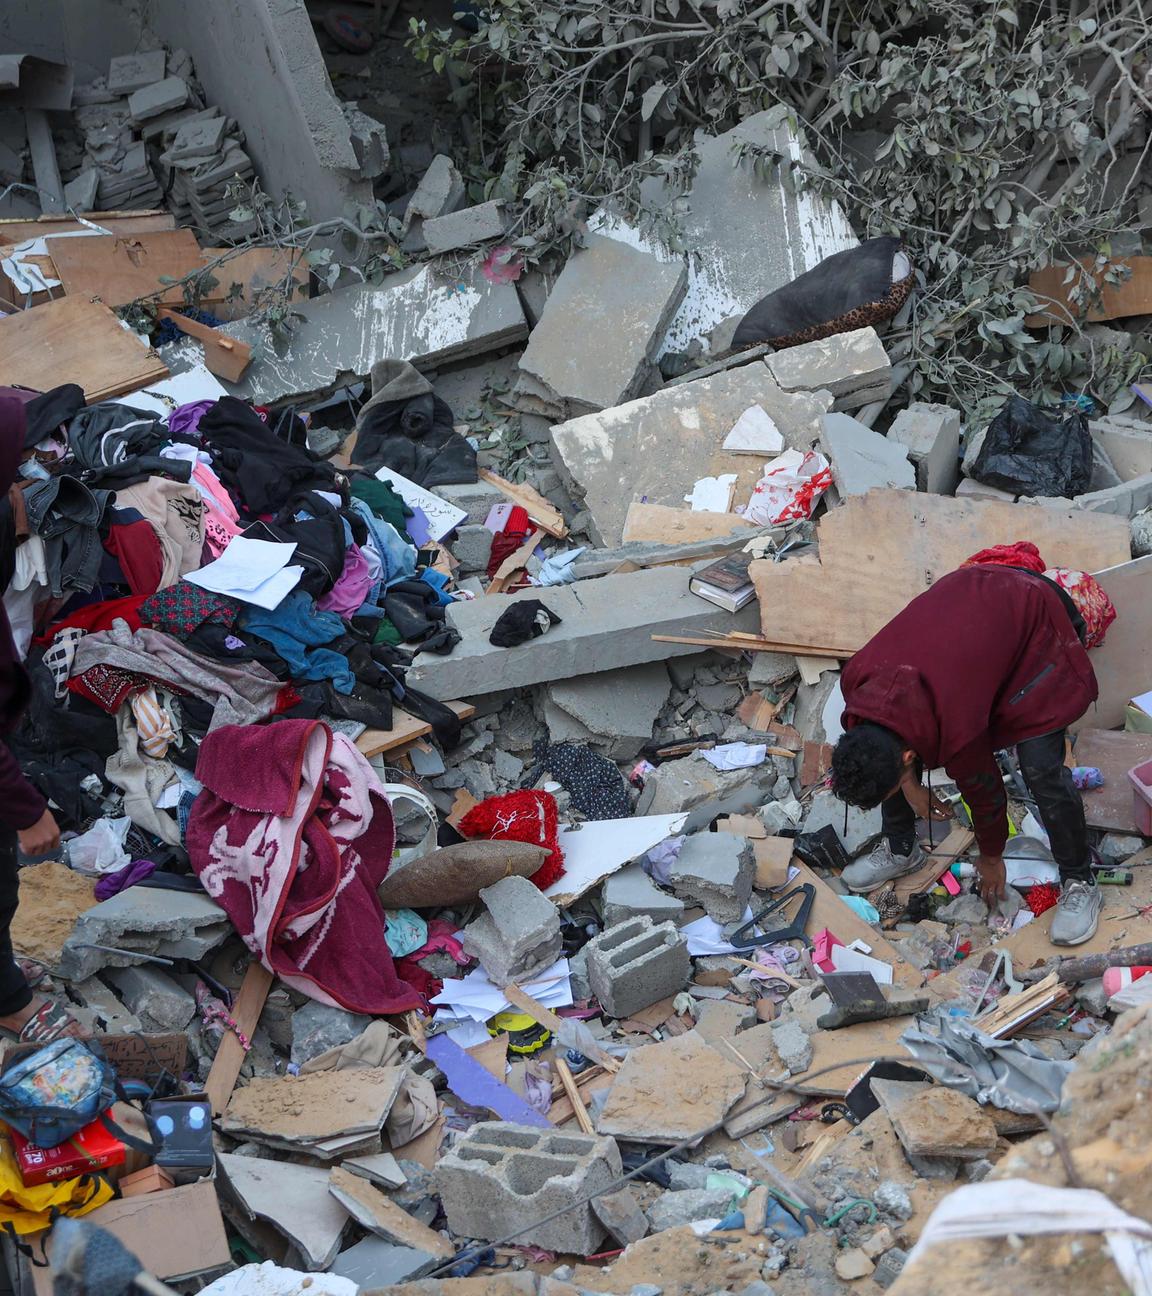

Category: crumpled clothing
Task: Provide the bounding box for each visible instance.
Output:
[408,918,469,967]
[698,741,767,770]
[106,704,181,845]
[94,857,159,900]
[139,582,240,640]
[167,400,217,439]
[68,660,143,713]
[35,595,147,644]
[114,477,205,581]
[963,541,1046,573]
[489,599,561,647]
[384,908,428,958]
[531,548,585,586]
[1043,566,1117,648]
[317,543,374,618]
[130,685,175,759]
[348,497,417,590]
[240,591,355,693]
[42,625,84,699]
[188,461,243,559]
[644,835,685,884]
[529,740,631,821]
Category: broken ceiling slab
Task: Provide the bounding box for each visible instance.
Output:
[765,327,892,411]
[544,661,673,761]
[1075,555,1152,730]
[749,489,1131,654]
[220,264,528,404]
[638,112,857,356]
[406,567,761,700]
[544,813,689,907]
[517,218,687,419]
[820,412,917,498]
[548,361,831,547]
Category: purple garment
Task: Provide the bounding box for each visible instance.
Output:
[94,858,160,900]
[167,400,218,440]
[317,544,374,618]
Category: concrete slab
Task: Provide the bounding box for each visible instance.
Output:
[406,567,761,700]
[802,788,882,857]
[637,113,857,356]
[221,265,528,404]
[888,403,962,495]
[107,51,168,95]
[423,201,506,255]
[332,1237,438,1286]
[519,222,687,418]
[602,863,685,927]
[219,1153,350,1270]
[128,77,190,121]
[820,412,917,498]
[765,327,892,411]
[544,662,672,761]
[548,361,832,547]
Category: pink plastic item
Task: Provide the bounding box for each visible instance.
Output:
[812,928,844,974]
[1128,757,1152,837]
[1102,966,1152,998]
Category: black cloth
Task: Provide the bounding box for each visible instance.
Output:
[529,741,632,821]
[242,492,347,599]
[0,826,31,1018]
[355,392,476,487]
[383,580,459,651]
[22,384,84,449]
[489,600,562,647]
[66,402,167,473]
[199,397,337,516]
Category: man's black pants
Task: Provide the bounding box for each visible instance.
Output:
[881,729,1091,884]
[0,827,32,1018]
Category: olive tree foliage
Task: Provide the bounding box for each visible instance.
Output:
[412,0,1152,421]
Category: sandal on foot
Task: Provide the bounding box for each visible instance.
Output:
[15,958,49,990]
[1,1000,84,1044]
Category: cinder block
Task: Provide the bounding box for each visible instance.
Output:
[435,1122,621,1253]
[602,863,684,927]
[423,201,507,255]
[585,917,690,1019]
[668,833,754,924]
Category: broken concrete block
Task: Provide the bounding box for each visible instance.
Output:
[435,1122,621,1253]
[69,976,143,1035]
[835,1248,876,1281]
[1069,471,1152,518]
[451,524,494,575]
[769,1019,813,1075]
[548,361,831,547]
[519,224,686,419]
[956,476,1015,502]
[342,104,390,180]
[128,76,190,122]
[163,115,227,163]
[460,874,562,984]
[602,863,684,928]
[820,413,917,498]
[1100,832,1146,863]
[291,1002,373,1066]
[801,789,882,858]
[888,403,962,495]
[107,51,167,95]
[597,1031,747,1143]
[431,480,507,525]
[64,168,100,212]
[637,113,858,356]
[766,328,892,412]
[1091,415,1152,481]
[871,1080,998,1160]
[406,154,466,225]
[636,755,776,822]
[693,999,757,1043]
[668,833,755,924]
[407,567,761,701]
[871,1247,908,1289]
[646,1188,734,1232]
[544,661,672,761]
[332,1237,438,1286]
[329,1168,451,1254]
[220,265,528,405]
[103,966,195,1031]
[423,201,507,255]
[592,1187,649,1245]
[586,916,690,1019]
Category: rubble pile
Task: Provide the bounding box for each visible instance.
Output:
[0,14,1151,1296]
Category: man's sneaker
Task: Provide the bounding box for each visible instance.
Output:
[1049,879,1102,946]
[841,840,926,893]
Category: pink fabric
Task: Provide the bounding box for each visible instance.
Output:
[187,719,422,1014]
[1043,567,1117,649]
[193,462,242,559]
[318,543,373,617]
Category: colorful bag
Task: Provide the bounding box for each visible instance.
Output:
[0,1131,112,1236]
[0,1042,116,1151]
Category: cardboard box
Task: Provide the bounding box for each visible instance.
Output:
[118,1164,174,1197]
[8,1114,124,1186]
[148,1093,214,1183]
[2,1032,188,1084]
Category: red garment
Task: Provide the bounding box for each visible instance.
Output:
[458,790,565,890]
[841,565,1097,859]
[103,522,164,596]
[35,595,147,645]
[1043,567,1117,649]
[487,506,533,578]
[963,541,1046,574]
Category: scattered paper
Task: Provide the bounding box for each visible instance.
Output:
[431,958,572,1024]
[698,742,767,770]
[681,908,756,956]
[186,537,303,610]
[375,466,467,542]
[544,813,689,904]
[684,473,737,513]
[723,404,784,455]
[828,943,894,985]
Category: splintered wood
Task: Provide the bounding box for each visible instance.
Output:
[974,972,1070,1038]
[749,489,1131,653]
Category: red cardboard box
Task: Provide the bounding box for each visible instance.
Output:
[8,1113,125,1186]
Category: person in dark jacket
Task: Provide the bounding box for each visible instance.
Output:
[0,399,84,1040]
[829,562,1101,946]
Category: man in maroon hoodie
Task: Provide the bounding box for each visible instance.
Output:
[0,398,83,1039]
[829,562,1100,946]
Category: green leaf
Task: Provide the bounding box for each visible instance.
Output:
[641,81,668,121]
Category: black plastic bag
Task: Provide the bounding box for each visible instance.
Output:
[970,396,1093,499]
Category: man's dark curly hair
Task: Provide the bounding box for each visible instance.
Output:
[830,723,906,809]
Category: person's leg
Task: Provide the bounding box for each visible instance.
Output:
[1016,730,1092,882]
[842,781,924,892]
[0,827,32,1019]
[881,788,917,856]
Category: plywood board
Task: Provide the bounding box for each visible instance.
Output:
[1072,728,1152,832]
[0,211,175,242]
[0,296,168,402]
[355,700,475,759]
[749,490,1131,654]
[1077,556,1152,731]
[202,246,310,320]
[1027,256,1152,325]
[623,502,754,545]
[49,229,215,308]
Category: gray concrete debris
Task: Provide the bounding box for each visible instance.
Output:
[332,1238,438,1287]
[871,1247,909,1289]
[586,916,690,1018]
[748,652,800,692]
[214,266,528,405]
[544,662,672,761]
[423,200,507,255]
[668,832,755,924]
[801,788,882,857]
[820,412,917,498]
[107,51,168,95]
[636,756,777,823]
[888,402,963,496]
[435,1122,622,1254]
[602,863,685,928]
[636,113,858,356]
[874,1181,914,1221]
[128,76,190,122]
[407,567,761,700]
[405,154,466,226]
[592,1187,649,1245]
[1130,509,1152,555]
[461,874,563,984]
[956,477,1015,502]
[291,1002,373,1066]
[162,114,227,163]
[431,480,508,525]
[68,976,143,1035]
[936,894,989,926]
[518,225,687,419]
[342,1152,408,1190]
[341,104,390,180]
[63,168,100,211]
[1091,414,1152,481]
[770,1019,813,1075]
[548,361,832,547]
[1099,833,1146,863]
[60,888,230,981]
[765,327,892,412]
[452,524,495,575]
[1076,978,1110,1017]
[693,999,757,1043]
[646,1188,735,1232]
[103,965,196,1032]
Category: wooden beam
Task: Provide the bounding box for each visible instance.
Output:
[554,1057,595,1134]
[479,469,568,538]
[205,962,274,1117]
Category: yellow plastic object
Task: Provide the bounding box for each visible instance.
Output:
[487,1011,551,1056]
[0,1132,113,1235]
[958,797,1017,837]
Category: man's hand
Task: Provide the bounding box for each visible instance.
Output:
[975,853,1007,906]
[900,775,953,824]
[18,810,60,858]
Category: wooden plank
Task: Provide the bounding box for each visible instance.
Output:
[623,501,754,545]
[0,296,168,402]
[890,827,975,905]
[1073,728,1152,832]
[1026,256,1152,325]
[555,1057,595,1134]
[749,489,1131,655]
[0,211,176,241]
[200,246,310,321]
[204,961,274,1117]
[49,229,216,308]
[651,634,849,658]
[158,308,252,381]
[502,985,621,1072]
[355,700,475,759]
[1076,556,1152,731]
[479,469,568,538]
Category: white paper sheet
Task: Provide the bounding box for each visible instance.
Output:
[828,943,894,985]
[431,958,572,1024]
[186,536,303,610]
[698,742,767,770]
[374,466,468,542]
[684,473,737,512]
[544,813,689,904]
[680,908,756,955]
[115,365,228,414]
[722,404,784,455]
